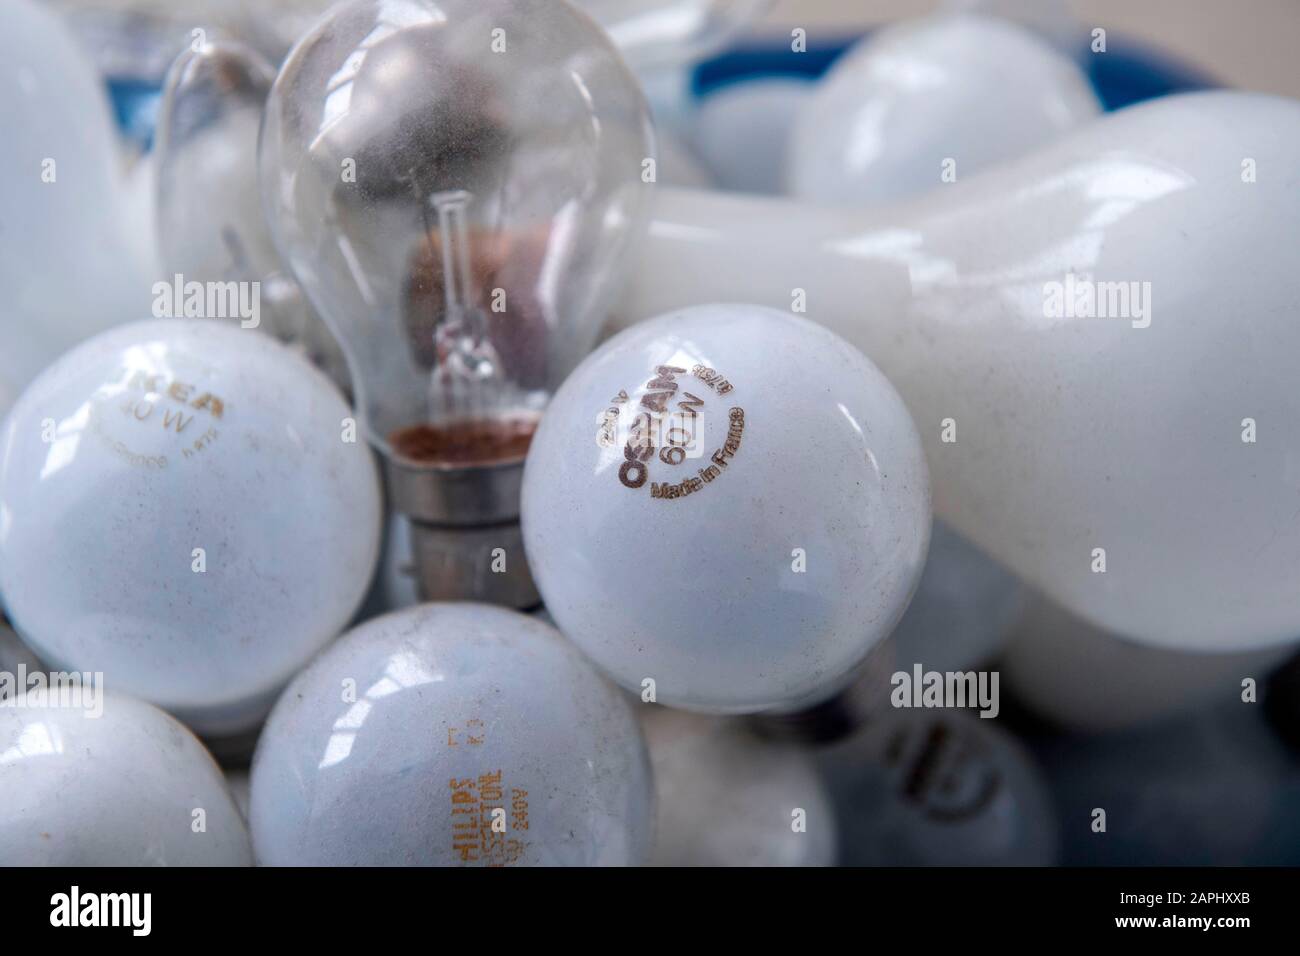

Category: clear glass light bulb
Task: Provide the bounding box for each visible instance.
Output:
[260,0,654,605]
[154,40,350,389]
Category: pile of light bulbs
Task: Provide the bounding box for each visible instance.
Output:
[2,0,1299,868]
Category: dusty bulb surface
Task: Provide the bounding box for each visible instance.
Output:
[260,0,654,450]
[1001,595,1294,733]
[522,304,930,713]
[259,0,655,604]
[0,693,252,865]
[787,13,1100,204]
[627,92,1300,652]
[249,603,653,866]
[0,319,382,737]
[644,706,836,866]
[815,709,1060,866]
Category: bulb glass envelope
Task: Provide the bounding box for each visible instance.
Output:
[260,0,655,461]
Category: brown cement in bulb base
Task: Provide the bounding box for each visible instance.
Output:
[389,417,537,468]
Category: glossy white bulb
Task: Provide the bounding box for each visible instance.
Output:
[787,13,1100,205]
[644,707,836,866]
[815,710,1059,866]
[250,603,653,866]
[0,319,382,737]
[523,304,930,713]
[625,91,1300,652]
[1001,596,1294,733]
[0,693,251,865]
[0,0,156,421]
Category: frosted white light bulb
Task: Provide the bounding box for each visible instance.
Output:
[623,91,1300,652]
[644,707,836,866]
[260,0,654,606]
[250,603,653,865]
[0,319,382,737]
[1001,595,1294,733]
[0,693,252,865]
[0,0,156,419]
[787,14,1100,205]
[153,41,349,386]
[815,710,1059,866]
[522,304,930,714]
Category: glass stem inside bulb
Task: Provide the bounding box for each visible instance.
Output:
[426,189,513,423]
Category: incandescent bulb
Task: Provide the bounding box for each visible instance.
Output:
[522,304,930,713]
[249,603,653,865]
[623,91,1300,652]
[154,40,349,387]
[786,14,1100,205]
[260,0,655,607]
[0,0,156,421]
[0,693,252,865]
[0,319,382,737]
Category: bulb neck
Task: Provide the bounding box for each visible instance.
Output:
[383,453,540,609]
